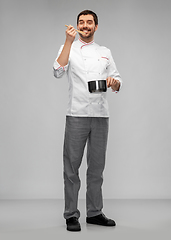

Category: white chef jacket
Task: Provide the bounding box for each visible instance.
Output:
[53,38,122,117]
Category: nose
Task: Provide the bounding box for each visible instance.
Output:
[83,22,87,28]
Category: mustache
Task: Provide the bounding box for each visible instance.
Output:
[80,27,91,31]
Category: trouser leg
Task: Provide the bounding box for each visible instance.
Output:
[63,116,90,219]
[86,117,109,217]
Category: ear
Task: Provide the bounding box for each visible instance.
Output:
[95,24,98,32]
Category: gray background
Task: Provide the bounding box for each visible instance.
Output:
[0,0,171,199]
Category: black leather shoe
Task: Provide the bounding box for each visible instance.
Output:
[86,213,116,226]
[66,217,81,231]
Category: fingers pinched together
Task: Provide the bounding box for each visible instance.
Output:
[65,25,77,43]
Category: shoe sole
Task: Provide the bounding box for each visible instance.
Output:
[86,221,116,227]
[67,227,81,231]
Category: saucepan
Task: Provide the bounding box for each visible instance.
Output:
[88,80,107,93]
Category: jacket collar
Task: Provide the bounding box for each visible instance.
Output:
[78,38,94,48]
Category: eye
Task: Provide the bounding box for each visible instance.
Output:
[87,20,93,25]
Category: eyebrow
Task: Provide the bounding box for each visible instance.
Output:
[79,20,93,23]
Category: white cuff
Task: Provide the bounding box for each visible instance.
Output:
[53,59,68,72]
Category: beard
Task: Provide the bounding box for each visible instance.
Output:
[79,27,96,39]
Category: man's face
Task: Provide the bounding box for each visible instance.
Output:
[77,14,98,40]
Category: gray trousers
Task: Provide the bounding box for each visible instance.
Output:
[63,116,109,219]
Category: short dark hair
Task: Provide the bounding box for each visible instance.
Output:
[77,10,98,26]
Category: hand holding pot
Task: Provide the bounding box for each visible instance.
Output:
[106,77,120,92]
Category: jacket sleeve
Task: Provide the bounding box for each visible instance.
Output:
[53,45,69,78]
[107,49,123,92]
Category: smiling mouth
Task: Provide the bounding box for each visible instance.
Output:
[81,29,90,33]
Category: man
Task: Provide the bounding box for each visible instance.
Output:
[53,10,122,232]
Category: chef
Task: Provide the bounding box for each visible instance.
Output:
[53,9,122,232]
